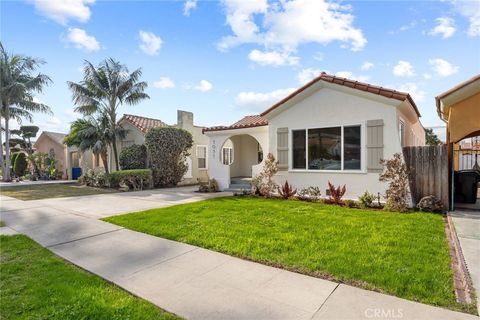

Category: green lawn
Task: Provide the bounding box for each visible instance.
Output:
[105,196,472,313]
[1,183,117,200]
[0,235,180,320]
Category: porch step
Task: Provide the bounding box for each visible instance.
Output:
[225,178,251,193]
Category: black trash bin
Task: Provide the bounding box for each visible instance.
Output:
[454,170,480,204]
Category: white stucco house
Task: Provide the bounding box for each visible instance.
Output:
[203,72,425,199]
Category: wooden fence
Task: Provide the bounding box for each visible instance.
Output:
[403,145,449,209]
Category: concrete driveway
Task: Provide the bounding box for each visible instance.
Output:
[1,189,479,320]
[1,186,231,218]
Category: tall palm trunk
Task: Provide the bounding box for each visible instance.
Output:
[110,109,120,171]
[3,106,11,181]
[0,121,5,178]
[101,151,109,174]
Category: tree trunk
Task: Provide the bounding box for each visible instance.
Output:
[112,140,119,172]
[0,119,5,179]
[101,151,109,174]
[3,108,11,181]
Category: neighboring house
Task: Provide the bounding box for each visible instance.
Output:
[63,110,209,184]
[33,131,68,176]
[203,72,425,198]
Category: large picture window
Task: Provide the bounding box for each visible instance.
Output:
[291,125,362,171]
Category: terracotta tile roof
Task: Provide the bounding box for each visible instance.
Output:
[120,114,168,133]
[203,115,268,133]
[260,72,421,117]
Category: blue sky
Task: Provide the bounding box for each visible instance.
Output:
[2,0,480,135]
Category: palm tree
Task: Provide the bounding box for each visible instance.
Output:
[0,42,52,181]
[68,58,149,171]
[64,113,115,174]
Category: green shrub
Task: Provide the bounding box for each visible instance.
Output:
[119,144,147,170]
[79,168,108,188]
[13,153,28,177]
[145,127,193,187]
[108,169,152,191]
[379,153,410,212]
[358,191,375,208]
[298,186,322,201]
[10,152,19,168]
[344,199,359,208]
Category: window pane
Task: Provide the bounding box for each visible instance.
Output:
[308,127,341,170]
[198,158,206,169]
[344,126,361,170]
[292,130,306,169]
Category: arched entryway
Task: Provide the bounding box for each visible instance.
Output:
[220,134,263,179]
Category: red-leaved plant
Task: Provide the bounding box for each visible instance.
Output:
[327,181,346,205]
[278,180,297,199]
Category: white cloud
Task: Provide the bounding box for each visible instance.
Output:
[138,30,162,56]
[423,73,432,79]
[218,0,366,66]
[396,83,426,102]
[194,80,213,92]
[235,88,296,111]
[248,49,299,66]
[429,58,459,77]
[66,28,100,52]
[360,61,374,71]
[297,68,322,84]
[46,117,62,126]
[183,0,197,16]
[429,17,456,38]
[450,0,480,36]
[335,71,370,82]
[33,0,95,25]
[153,77,175,89]
[393,60,415,77]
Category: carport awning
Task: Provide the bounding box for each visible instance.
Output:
[447,97,480,143]
[436,75,480,143]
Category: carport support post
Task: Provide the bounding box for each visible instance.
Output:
[451,143,455,211]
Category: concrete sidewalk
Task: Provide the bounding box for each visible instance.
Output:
[1,193,478,320]
[451,210,480,314]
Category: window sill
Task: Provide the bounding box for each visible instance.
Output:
[287,169,367,174]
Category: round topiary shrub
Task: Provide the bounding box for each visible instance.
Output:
[13,152,28,177]
[119,144,147,170]
[145,127,193,187]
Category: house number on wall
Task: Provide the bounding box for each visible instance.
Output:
[212,140,216,158]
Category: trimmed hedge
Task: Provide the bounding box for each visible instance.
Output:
[108,169,152,191]
[145,127,193,187]
[119,144,147,170]
[14,153,28,177]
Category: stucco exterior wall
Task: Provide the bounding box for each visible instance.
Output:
[206,126,268,190]
[266,87,407,200]
[229,135,260,177]
[397,106,425,147]
[35,136,66,174]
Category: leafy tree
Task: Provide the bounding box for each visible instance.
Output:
[0,43,52,181]
[11,126,40,176]
[145,127,193,187]
[13,152,27,177]
[425,128,442,146]
[119,144,147,170]
[64,114,114,174]
[68,58,149,171]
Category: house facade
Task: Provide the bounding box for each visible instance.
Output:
[204,73,425,199]
[33,131,68,176]
[62,110,209,184]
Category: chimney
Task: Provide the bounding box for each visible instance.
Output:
[177,110,194,129]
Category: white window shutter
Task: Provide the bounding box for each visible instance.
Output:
[277,127,288,170]
[366,120,384,173]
